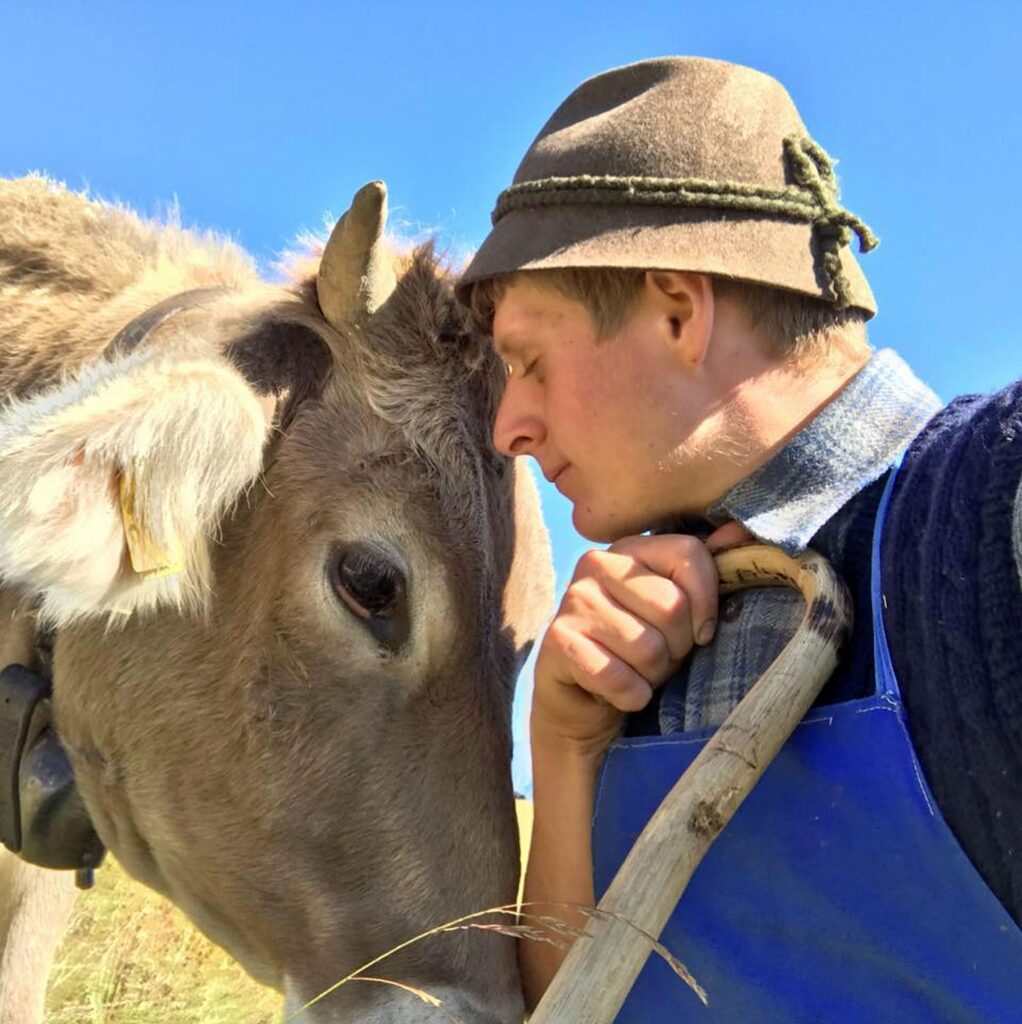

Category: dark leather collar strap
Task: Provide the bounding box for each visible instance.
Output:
[104,286,231,360]
[0,664,51,853]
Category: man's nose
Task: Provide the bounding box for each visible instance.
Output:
[492,382,544,457]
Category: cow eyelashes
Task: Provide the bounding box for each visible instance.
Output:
[329,542,409,651]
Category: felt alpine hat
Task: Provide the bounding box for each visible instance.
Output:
[459,57,877,315]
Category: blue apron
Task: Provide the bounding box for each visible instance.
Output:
[592,464,1022,1021]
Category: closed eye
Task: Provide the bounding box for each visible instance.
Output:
[503,357,538,379]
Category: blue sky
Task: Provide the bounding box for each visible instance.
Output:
[4,1,1019,792]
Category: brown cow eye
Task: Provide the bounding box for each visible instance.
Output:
[329,543,408,649]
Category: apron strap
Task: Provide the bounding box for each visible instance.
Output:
[870,459,903,701]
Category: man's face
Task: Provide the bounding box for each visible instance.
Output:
[491,275,721,542]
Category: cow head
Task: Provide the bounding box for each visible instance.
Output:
[0,179,553,1022]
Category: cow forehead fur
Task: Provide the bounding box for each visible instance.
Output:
[268,242,507,541]
[0,174,503,445]
[0,176,513,614]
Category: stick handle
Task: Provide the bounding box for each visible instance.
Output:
[529,545,852,1024]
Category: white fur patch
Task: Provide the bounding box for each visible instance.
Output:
[0,347,270,624]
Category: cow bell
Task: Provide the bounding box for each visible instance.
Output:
[0,664,105,886]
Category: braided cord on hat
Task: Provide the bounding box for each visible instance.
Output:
[493,134,878,308]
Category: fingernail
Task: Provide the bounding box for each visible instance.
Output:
[697,620,717,645]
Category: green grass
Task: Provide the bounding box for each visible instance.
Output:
[44,802,535,1022]
[45,858,279,1024]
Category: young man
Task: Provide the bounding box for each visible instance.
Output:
[459,58,1022,1020]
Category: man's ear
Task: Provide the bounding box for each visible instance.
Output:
[0,348,272,624]
[646,270,715,372]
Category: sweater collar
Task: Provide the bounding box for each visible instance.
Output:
[707,349,942,554]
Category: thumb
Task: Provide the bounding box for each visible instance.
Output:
[705,521,758,554]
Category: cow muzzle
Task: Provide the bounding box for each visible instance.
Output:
[0,663,105,887]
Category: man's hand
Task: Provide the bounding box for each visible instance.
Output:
[522,523,755,1007]
[532,526,750,758]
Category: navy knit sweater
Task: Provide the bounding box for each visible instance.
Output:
[883,379,1022,923]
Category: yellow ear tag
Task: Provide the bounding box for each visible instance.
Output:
[118,470,185,579]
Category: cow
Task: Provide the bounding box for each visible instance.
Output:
[0,174,554,1023]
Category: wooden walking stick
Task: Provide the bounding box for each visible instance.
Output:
[529,544,853,1024]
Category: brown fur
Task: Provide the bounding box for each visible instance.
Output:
[0,176,256,397]
[0,176,553,1023]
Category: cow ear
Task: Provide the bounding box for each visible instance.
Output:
[224,315,333,432]
[0,348,272,624]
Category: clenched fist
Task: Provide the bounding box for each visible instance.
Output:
[531,524,752,758]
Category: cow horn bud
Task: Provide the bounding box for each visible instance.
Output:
[317,181,397,329]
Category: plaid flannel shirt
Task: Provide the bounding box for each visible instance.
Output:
[658,349,943,733]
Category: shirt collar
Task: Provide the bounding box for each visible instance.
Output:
[707,349,943,554]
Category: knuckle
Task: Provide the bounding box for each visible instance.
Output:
[654,582,689,621]
[592,662,640,708]
[541,620,582,672]
[632,626,668,674]
[546,621,607,681]
[674,532,704,552]
[602,670,651,712]
[544,616,577,655]
[669,533,708,566]
[563,577,606,619]
[672,587,691,620]
[575,548,608,577]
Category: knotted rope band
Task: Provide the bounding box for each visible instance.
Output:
[492,135,878,308]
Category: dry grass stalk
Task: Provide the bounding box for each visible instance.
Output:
[290,899,704,1019]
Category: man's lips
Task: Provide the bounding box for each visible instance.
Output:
[544,464,568,485]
